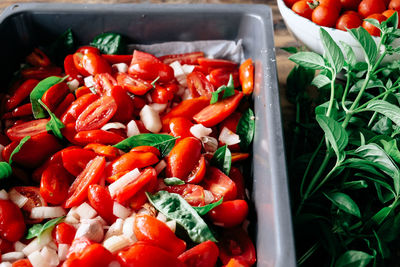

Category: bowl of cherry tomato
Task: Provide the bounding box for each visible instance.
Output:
[277,0,400,61]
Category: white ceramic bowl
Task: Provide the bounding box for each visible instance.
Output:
[277,0,398,63]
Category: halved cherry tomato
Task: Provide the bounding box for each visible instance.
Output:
[186,155,206,184]
[40,164,71,205]
[116,72,153,95]
[0,200,25,242]
[128,175,158,210]
[26,48,51,67]
[105,85,135,123]
[178,240,219,267]
[61,93,99,124]
[168,117,194,139]
[159,51,205,65]
[52,222,76,245]
[54,93,76,118]
[134,214,186,257]
[41,82,70,112]
[239,59,254,95]
[13,186,47,224]
[6,118,49,141]
[75,95,117,132]
[6,79,39,111]
[21,66,62,80]
[107,151,159,176]
[194,91,243,127]
[202,167,237,201]
[165,184,205,207]
[102,54,133,65]
[358,0,386,18]
[74,129,124,145]
[198,58,237,70]
[209,200,248,227]
[85,143,120,160]
[219,228,256,266]
[130,146,160,157]
[128,61,174,83]
[64,156,106,208]
[64,54,83,83]
[62,148,97,176]
[81,52,112,76]
[12,259,33,267]
[88,184,116,224]
[187,71,215,98]
[117,242,185,267]
[93,73,118,94]
[209,68,240,89]
[63,243,114,267]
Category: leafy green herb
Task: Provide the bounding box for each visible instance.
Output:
[281,47,298,54]
[335,250,374,267]
[30,76,66,119]
[192,198,223,216]
[146,191,217,243]
[0,162,12,180]
[320,28,344,73]
[38,100,65,139]
[236,108,255,151]
[324,192,361,218]
[164,177,185,186]
[44,29,75,65]
[288,52,326,70]
[9,136,31,165]
[151,76,160,89]
[90,33,126,55]
[114,134,178,157]
[210,75,235,104]
[26,216,65,240]
[211,145,231,175]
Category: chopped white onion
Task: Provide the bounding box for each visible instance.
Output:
[105,218,124,240]
[122,217,137,241]
[67,79,80,92]
[204,190,215,205]
[28,250,46,267]
[113,202,131,219]
[1,252,24,262]
[140,105,162,133]
[30,206,66,219]
[182,64,195,74]
[190,124,212,139]
[181,89,192,101]
[166,220,176,233]
[84,76,95,88]
[0,189,8,200]
[41,246,59,267]
[219,127,241,145]
[9,188,28,208]
[113,63,128,73]
[47,241,58,251]
[58,244,70,262]
[75,219,104,243]
[126,120,140,138]
[103,235,131,254]
[76,202,97,220]
[155,160,167,175]
[109,168,140,198]
[0,262,12,267]
[169,61,186,86]
[149,103,168,113]
[92,216,107,226]
[101,122,126,131]
[201,136,218,153]
[156,212,167,223]
[23,228,52,256]
[14,241,26,252]
[64,215,79,225]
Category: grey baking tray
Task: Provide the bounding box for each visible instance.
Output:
[0,3,295,266]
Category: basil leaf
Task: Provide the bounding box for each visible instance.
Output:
[146,191,217,243]
[211,145,231,175]
[30,76,65,119]
[45,29,75,65]
[324,192,361,218]
[164,177,185,186]
[320,28,344,73]
[286,65,315,104]
[193,197,223,216]
[90,33,126,55]
[38,100,65,139]
[26,216,65,240]
[289,52,326,70]
[366,100,400,126]
[340,41,357,67]
[335,250,374,267]
[0,162,12,180]
[210,75,235,104]
[281,47,298,54]
[380,139,400,164]
[9,136,31,165]
[311,74,331,89]
[316,115,348,162]
[237,108,255,151]
[114,134,178,157]
[348,27,377,66]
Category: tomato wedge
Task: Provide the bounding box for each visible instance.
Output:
[208,200,248,227]
[107,151,159,176]
[74,129,124,145]
[13,186,47,224]
[61,93,99,124]
[116,72,153,95]
[6,118,49,141]
[165,184,205,207]
[88,184,116,224]
[202,167,237,202]
[178,240,219,267]
[187,71,215,98]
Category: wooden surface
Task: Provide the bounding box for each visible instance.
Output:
[0,0,300,126]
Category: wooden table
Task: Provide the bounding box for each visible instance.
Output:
[0,0,300,127]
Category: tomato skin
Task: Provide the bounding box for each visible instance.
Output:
[81,52,112,76]
[128,61,174,83]
[178,241,219,267]
[6,118,49,141]
[26,48,51,67]
[62,148,97,176]
[389,0,400,11]
[363,13,387,36]
[311,5,339,27]
[291,0,313,20]
[198,58,237,70]
[0,200,26,242]
[336,11,363,31]
[151,84,174,104]
[105,85,135,123]
[6,79,39,111]
[131,50,161,64]
[74,129,124,145]
[76,46,100,55]
[166,137,202,181]
[11,103,32,118]
[41,82,70,112]
[21,66,62,80]
[54,93,76,118]
[88,184,116,224]
[239,59,254,95]
[202,167,237,201]
[63,243,114,267]
[340,0,361,10]
[159,51,205,65]
[107,151,159,176]
[64,156,106,208]
[130,146,160,157]
[75,95,117,132]
[284,0,301,8]
[358,0,386,18]
[116,72,153,95]
[61,93,99,124]
[169,117,194,139]
[187,71,215,98]
[219,228,256,266]
[40,164,71,205]
[12,259,33,267]
[85,143,120,160]
[165,184,206,206]
[209,200,248,227]
[13,186,47,224]
[102,54,133,65]
[134,214,186,257]
[117,242,185,267]
[52,222,76,245]
[64,54,83,83]
[194,91,244,127]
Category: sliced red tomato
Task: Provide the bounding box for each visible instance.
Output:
[105,85,135,123]
[62,148,97,176]
[198,58,237,70]
[219,228,256,266]
[159,51,205,65]
[12,259,33,267]
[178,240,219,267]
[52,222,76,245]
[208,200,248,227]
[107,151,159,176]
[74,129,124,145]
[0,238,16,254]
[64,54,83,83]
[13,186,47,224]
[187,71,215,98]
[209,68,240,88]
[61,93,99,124]
[84,143,120,160]
[41,82,70,112]
[102,54,133,65]
[81,52,112,76]
[131,50,161,64]
[64,156,106,208]
[75,87,92,98]
[130,146,160,157]
[76,46,101,55]
[116,72,153,95]
[93,73,118,94]
[151,84,174,104]
[63,243,114,267]
[229,167,246,199]
[202,167,237,201]
[128,61,174,83]
[168,117,194,139]
[6,118,49,141]
[75,95,117,132]
[88,184,116,224]
[11,103,33,118]
[5,79,39,111]
[40,164,71,205]
[54,93,76,118]
[186,155,206,184]
[239,58,254,95]
[165,184,205,207]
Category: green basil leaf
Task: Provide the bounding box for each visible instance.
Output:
[289,52,326,70]
[237,108,255,151]
[366,100,400,126]
[192,197,223,216]
[370,206,393,225]
[44,29,76,65]
[0,162,12,180]
[26,216,65,240]
[164,177,185,186]
[341,180,368,190]
[114,133,178,157]
[316,115,348,162]
[38,100,65,139]
[320,28,344,73]
[9,136,31,165]
[281,47,298,54]
[30,76,65,119]
[90,33,126,55]
[335,250,374,267]
[348,27,377,66]
[210,75,235,104]
[364,18,381,29]
[312,74,331,88]
[324,192,361,218]
[211,145,231,175]
[385,11,399,31]
[340,41,357,67]
[146,191,217,243]
[380,139,400,164]
[286,65,315,104]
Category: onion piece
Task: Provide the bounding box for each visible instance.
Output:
[126,120,140,138]
[41,246,59,267]
[1,252,24,262]
[67,79,80,92]
[23,228,52,256]
[14,241,27,252]
[201,136,218,153]
[105,218,124,240]
[113,202,131,219]
[9,188,28,208]
[28,250,46,267]
[30,206,66,219]
[149,103,168,113]
[0,262,12,267]
[166,220,176,233]
[218,127,241,145]
[76,202,97,220]
[101,122,126,131]
[75,219,104,243]
[140,105,162,133]
[182,64,195,74]
[190,124,212,139]
[103,235,131,254]
[155,160,167,175]
[109,168,140,198]
[113,63,128,73]
[122,216,137,241]
[0,189,8,200]
[58,244,70,262]
[84,76,95,88]
[204,190,215,205]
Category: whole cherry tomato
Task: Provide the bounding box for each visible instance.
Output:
[239,59,254,95]
[218,228,256,266]
[52,222,76,245]
[292,0,313,20]
[40,164,71,205]
[0,200,26,242]
[88,184,116,224]
[336,11,363,31]
[358,0,386,18]
[6,118,49,141]
[312,5,340,27]
[187,71,215,98]
[389,0,400,11]
[284,0,301,8]
[202,167,237,202]
[209,200,249,227]
[63,243,114,267]
[363,13,387,36]
[340,0,361,10]
[165,184,206,206]
[178,240,219,267]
